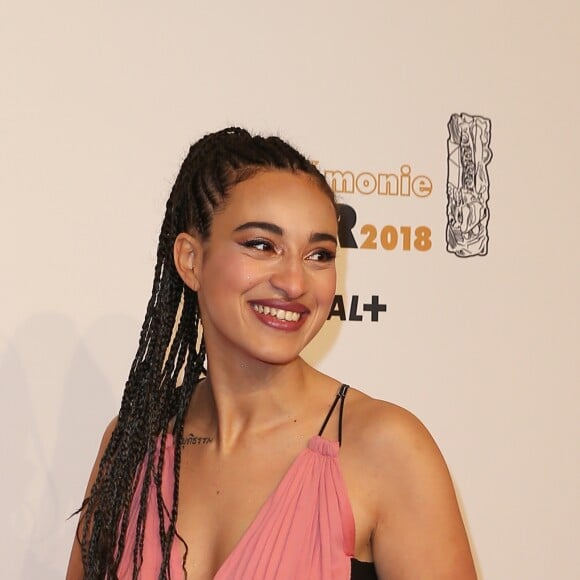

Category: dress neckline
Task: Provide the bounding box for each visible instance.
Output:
[163,384,355,577]
[164,433,355,578]
[215,433,354,578]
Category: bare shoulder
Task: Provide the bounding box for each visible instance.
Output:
[343,388,440,468]
[342,387,456,504]
[343,388,478,579]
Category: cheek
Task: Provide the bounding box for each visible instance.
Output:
[204,253,266,295]
[240,264,258,288]
[314,270,337,305]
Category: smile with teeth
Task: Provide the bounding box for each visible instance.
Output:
[252,304,302,322]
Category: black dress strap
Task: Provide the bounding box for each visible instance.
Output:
[317,384,350,446]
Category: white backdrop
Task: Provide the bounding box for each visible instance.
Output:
[1,2,579,578]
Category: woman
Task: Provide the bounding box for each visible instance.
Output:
[67,128,477,579]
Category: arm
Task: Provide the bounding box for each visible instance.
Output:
[65,417,118,580]
[368,406,477,579]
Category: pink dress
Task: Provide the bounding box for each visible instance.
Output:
[117,387,361,579]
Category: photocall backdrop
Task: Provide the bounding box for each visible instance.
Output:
[1,2,578,579]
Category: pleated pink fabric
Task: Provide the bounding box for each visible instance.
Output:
[215,436,355,580]
[118,435,355,579]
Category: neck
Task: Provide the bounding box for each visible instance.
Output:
[188,353,316,451]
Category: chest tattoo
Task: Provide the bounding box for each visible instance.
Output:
[181,432,214,446]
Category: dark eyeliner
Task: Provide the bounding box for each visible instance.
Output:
[240,238,273,251]
[311,249,336,262]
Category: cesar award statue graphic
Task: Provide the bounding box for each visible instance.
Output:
[446,113,492,257]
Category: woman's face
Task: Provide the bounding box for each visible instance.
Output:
[184,170,338,367]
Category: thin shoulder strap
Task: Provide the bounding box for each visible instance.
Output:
[317,384,350,446]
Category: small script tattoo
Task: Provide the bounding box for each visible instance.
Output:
[182,433,214,446]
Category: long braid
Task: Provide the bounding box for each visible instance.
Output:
[76,127,336,579]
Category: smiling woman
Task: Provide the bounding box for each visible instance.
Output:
[66,128,477,580]
[174,171,338,369]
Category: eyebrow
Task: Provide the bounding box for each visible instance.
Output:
[234,221,338,245]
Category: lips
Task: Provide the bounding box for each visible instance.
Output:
[249,300,309,330]
[252,303,301,322]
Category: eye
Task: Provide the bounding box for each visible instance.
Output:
[240,239,275,252]
[308,249,336,263]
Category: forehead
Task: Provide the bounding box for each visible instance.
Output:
[213,170,337,233]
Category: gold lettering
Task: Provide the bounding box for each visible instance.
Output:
[400,164,411,196]
[378,173,399,195]
[412,176,432,197]
[324,170,355,193]
[356,172,377,194]
[322,164,431,198]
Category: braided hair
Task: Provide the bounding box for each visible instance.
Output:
[77,127,336,579]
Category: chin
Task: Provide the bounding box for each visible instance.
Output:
[246,341,306,367]
[253,350,302,367]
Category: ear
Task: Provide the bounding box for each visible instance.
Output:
[174,232,203,292]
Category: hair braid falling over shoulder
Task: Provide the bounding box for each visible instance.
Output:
[76,127,336,579]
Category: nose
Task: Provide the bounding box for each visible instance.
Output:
[269,255,307,300]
